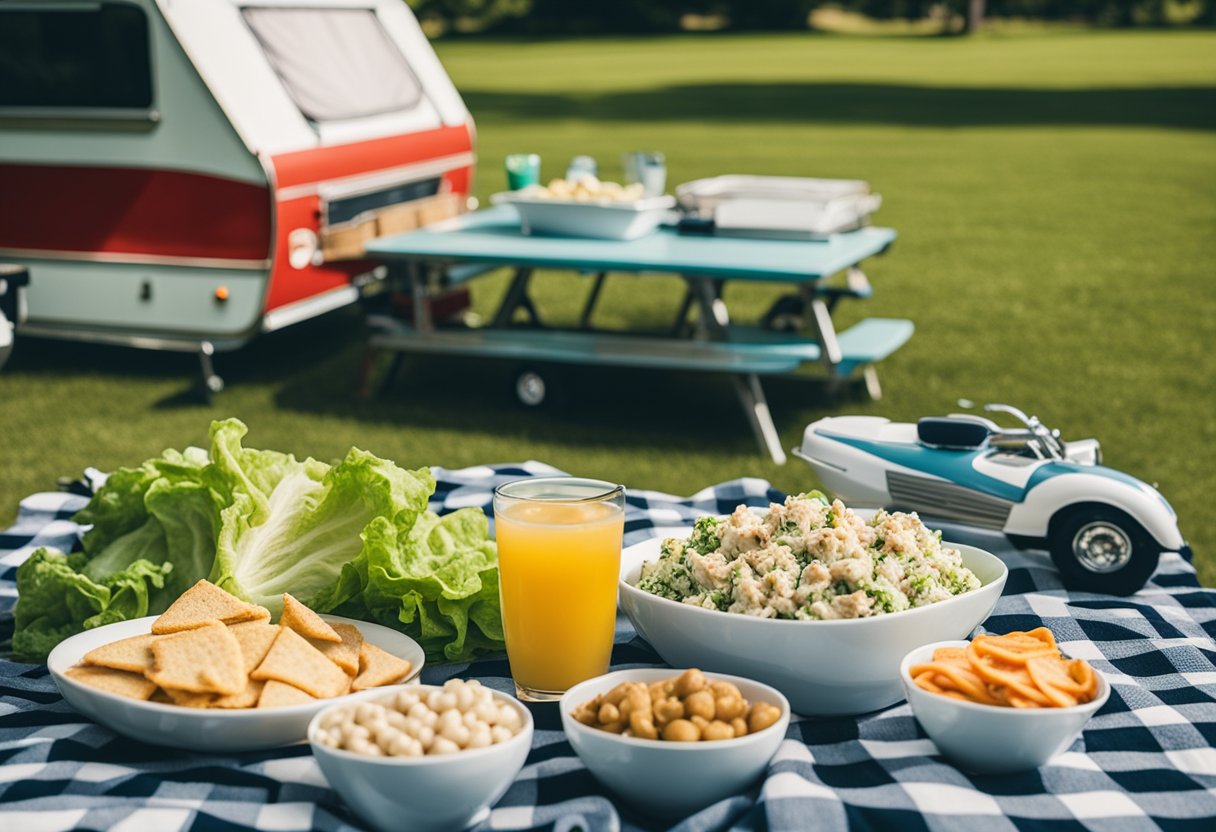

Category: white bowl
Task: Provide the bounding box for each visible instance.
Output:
[559,668,789,818]
[899,640,1110,773]
[619,537,1007,716]
[308,686,533,832]
[47,614,425,752]
[491,192,676,240]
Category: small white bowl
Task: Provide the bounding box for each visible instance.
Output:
[308,686,533,832]
[619,537,1007,716]
[47,614,425,753]
[899,640,1110,774]
[559,669,790,818]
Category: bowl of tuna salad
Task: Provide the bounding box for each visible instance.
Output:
[619,492,1007,716]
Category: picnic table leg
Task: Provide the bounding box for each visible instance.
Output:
[733,373,787,465]
[578,272,608,329]
[491,268,538,328]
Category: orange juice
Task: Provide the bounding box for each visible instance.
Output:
[495,499,624,695]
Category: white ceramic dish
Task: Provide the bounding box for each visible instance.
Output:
[559,668,789,818]
[308,685,532,832]
[47,614,425,752]
[619,535,1007,717]
[491,192,676,240]
[899,640,1110,773]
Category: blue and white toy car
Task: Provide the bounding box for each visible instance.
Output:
[794,403,1187,595]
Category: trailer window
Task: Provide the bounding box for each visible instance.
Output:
[0,3,153,113]
[241,7,423,123]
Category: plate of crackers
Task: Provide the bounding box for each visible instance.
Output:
[47,579,425,752]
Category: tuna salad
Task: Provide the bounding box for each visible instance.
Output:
[635,492,981,620]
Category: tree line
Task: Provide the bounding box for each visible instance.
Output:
[408,0,1214,33]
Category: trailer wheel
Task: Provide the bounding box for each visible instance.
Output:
[1047,505,1160,596]
[0,308,12,372]
[514,367,548,407]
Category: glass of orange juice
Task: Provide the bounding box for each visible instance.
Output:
[493,477,625,701]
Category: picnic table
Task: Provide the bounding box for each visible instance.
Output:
[2,463,1215,831]
[363,208,913,464]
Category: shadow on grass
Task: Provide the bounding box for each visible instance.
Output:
[462,82,1216,131]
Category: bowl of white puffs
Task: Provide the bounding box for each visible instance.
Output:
[492,177,676,240]
[558,668,789,818]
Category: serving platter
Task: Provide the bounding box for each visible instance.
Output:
[47,614,424,752]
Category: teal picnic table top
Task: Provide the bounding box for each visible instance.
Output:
[365,205,897,282]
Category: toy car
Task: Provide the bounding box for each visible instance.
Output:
[794,403,1187,595]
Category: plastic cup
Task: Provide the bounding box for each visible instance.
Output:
[493,477,625,701]
[505,154,541,190]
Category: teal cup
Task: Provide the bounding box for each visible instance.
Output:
[505,154,541,190]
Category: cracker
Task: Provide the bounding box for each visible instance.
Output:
[228,621,280,674]
[149,688,174,704]
[147,620,246,695]
[65,665,157,701]
[257,679,316,709]
[162,687,217,708]
[311,622,363,676]
[251,626,350,698]
[83,633,158,674]
[211,678,266,709]
[351,642,413,691]
[152,579,269,634]
[280,593,341,643]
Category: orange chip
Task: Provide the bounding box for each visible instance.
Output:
[351,642,413,691]
[257,679,316,709]
[251,626,350,698]
[147,620,246,695]
[311,622,363,676]
[280,594,340,643]
[83,633,159,674]
[152,580,270,634]
[66,666,157,701]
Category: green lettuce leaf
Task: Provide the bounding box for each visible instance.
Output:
[12,548,170,663]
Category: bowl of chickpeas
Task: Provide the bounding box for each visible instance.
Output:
[307,680,532,832]
[559,668,789,818]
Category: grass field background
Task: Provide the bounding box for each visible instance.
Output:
[1,29,1213,583]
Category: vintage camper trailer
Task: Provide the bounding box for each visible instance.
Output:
[0,0,475,390]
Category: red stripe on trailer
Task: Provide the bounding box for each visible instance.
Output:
[0,164,271,261]
[270,125,472,188]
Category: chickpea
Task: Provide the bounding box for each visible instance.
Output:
[415,724,435,750]
[388,734,422,757]
[730,717,749,737]
[473,701,498,724]
[467,726,492,748]
[653,697,684,725]
[572,703,599,726]
[497,706,523,733]
[394,690,420,712]
[456,686,476,712]
[662,719,701,742]
[430,737,460,755]
[628,710,659,740]
[675,668,708,698]
[490,725,513,744]
[598,702,621,724]
[685,690,715,720]
[689,714,709,731]
[709,681,742,700]
[603,684,632,706]
[748,702,782,734]
[648,680,668,701]
[702,720,735,741]
[599,719,627,734]
[355,702,381,723]
[440,722,471,747]
[715,694,747,721]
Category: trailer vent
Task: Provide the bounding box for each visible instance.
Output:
[326,178,442,228]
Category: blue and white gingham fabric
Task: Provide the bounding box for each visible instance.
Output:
[2,461,1215,831]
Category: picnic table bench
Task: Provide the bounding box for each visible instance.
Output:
[363,207,912,464]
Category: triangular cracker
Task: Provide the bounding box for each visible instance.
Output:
[211,678,266,709]
[280,594,340,643]
[151,580,269,634]
[228,621,279,674]
[257,679,316,709]
[65,665,157,701]
[250,626,350,698]
[311,622,363,676]
[83,633,159,674]
[351,642,413,691]
[162,687,217,708]
[147,620,246,695]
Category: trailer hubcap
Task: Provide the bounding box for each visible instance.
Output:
[516,372,546,407]
[1072,522,1133,574]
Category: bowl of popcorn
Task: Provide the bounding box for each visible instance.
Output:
[491,177,677,240]
[558,668,789,818]
[308,679,533,832]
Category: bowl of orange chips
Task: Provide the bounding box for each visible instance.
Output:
[48,579,425,752]
[899,628,1109,773]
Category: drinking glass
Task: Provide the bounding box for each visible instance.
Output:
[493,477,625,701]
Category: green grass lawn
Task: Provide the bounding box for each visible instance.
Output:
[1,29,1214,584]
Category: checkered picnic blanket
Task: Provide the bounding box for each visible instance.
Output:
[3,461,1215,832]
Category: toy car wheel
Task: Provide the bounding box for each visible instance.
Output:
[1047,506,1160,596]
